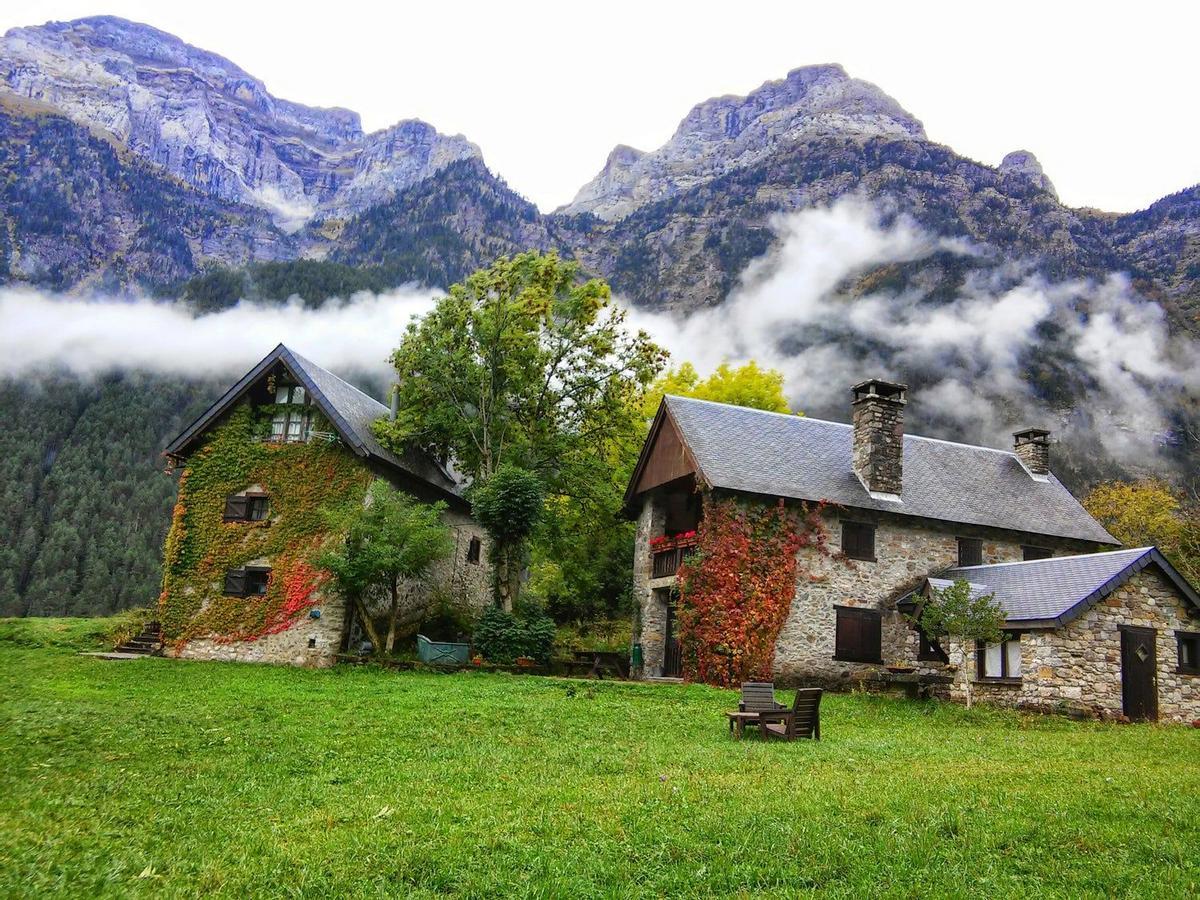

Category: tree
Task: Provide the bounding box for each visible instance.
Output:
[378,251,665,489]
[1084,479,1199,585]
[318,481,453,655]
[470,464,544,609]
[377,252,666,615]
[912,578,1007,709]
[642,361,794,417]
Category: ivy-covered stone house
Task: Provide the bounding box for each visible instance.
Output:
[159,344,490,667]
[627,380,1200,722]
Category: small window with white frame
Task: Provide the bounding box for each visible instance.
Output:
[976,635,1022,679]
[270,383,313,443]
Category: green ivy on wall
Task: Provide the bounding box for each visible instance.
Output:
[159,402,372,647]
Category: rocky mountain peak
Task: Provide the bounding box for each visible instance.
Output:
[0,16,482,228]
[999,150,1057,198]
[561,63,926,221]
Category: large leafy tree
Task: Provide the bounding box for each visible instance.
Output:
[318,481,453,655]
[379,251,666,489]
[1084,479,1199,585]
[377,252,666,616]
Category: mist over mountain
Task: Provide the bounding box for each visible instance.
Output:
[0,15,1197,616]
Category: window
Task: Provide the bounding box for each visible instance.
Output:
[834,606,882,663]
[467,536,482,565]
[841,521,876,561]
[1178,632,1200,675]
[1022,545,1052,561]
[270,383,312,443]
[223,494,269,522]
[976,636,1022,679]
[223,567,271,597]
[918,629,949,662]
[957,537,983,567]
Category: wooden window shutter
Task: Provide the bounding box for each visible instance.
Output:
[957,538,983,567]
[223,496,249,521]
[842,522,875,561]
[223,569,246,596]
[835,606,882,663]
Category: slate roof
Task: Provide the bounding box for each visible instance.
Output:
[164,344,462,502]
[655,395,1117,545]
[925,547,1200,628]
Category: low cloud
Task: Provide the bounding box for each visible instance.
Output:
[626,197,1199,468]
[0,286,438,380]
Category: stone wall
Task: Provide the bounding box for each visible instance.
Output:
[942,567,1200,722]
[173,496,491,668]
[631,491,1092,684]
[177,587,348,667]
[632,494,668,676]
[773,512,1032,685]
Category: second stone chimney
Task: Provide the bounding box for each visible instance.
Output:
[1013,428,1051,475]
[851,379,907,497]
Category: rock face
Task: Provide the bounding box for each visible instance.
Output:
[0,16,482,228]
[562,65,927,221]
[999,150,1057,198]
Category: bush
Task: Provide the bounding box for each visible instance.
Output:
[472,603,555,664]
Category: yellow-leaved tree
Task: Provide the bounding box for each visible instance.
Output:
[642,361,796,417]
[1083,479,1200,585]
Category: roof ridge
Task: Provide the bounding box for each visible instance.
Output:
[949,547,1151,572]
[283,346,389,412]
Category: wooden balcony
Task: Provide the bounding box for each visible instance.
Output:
[651,543,697,579]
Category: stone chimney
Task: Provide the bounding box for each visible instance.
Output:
[1013,428,1051,475]
[851,379,907,496]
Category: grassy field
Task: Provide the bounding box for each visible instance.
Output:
[0,635,1197,897]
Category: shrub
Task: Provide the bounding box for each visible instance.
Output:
[472,603,555,664]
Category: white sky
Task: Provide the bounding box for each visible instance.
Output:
[4,1,1197,213]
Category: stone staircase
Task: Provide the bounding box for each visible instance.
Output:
[113,621,164,656]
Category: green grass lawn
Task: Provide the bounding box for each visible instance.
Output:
[0,643,1197,898]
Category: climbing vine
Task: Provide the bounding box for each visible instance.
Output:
[158,402,371,647]
[676,497,831,687]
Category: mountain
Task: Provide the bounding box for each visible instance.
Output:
[561,64,927,221]
[0,16,482,228]
[0,16,1198,618]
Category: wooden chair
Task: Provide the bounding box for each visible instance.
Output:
[727,682,786,735]
[762,688,822,741]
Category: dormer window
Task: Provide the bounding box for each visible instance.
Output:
[270,384,312,443]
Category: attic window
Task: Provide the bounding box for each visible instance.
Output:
[841,521,876,562]
[270,384,312,443]
[957,537,983,567]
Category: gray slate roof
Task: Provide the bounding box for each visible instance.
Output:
[662,395,1117,545]
[928,547,1200,627]
[164,344,461,501]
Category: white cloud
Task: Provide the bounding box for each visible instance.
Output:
[0,286,438,379]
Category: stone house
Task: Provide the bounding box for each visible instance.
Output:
[626,379,1200,722]
[160,343,490,667]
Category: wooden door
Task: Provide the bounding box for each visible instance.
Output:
[1119,626,1158,722]
[663,598,682,677]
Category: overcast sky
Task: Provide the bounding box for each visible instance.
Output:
[4,1,1197,213]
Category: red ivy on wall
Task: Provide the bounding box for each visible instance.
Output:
[676,497,828,687]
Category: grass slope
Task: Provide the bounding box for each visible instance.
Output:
[0,648,1196,898]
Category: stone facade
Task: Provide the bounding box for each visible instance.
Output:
[941,567,1200,722]
[773,511,1038,685]
[172,489,490,669]
[632,496,669,677]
